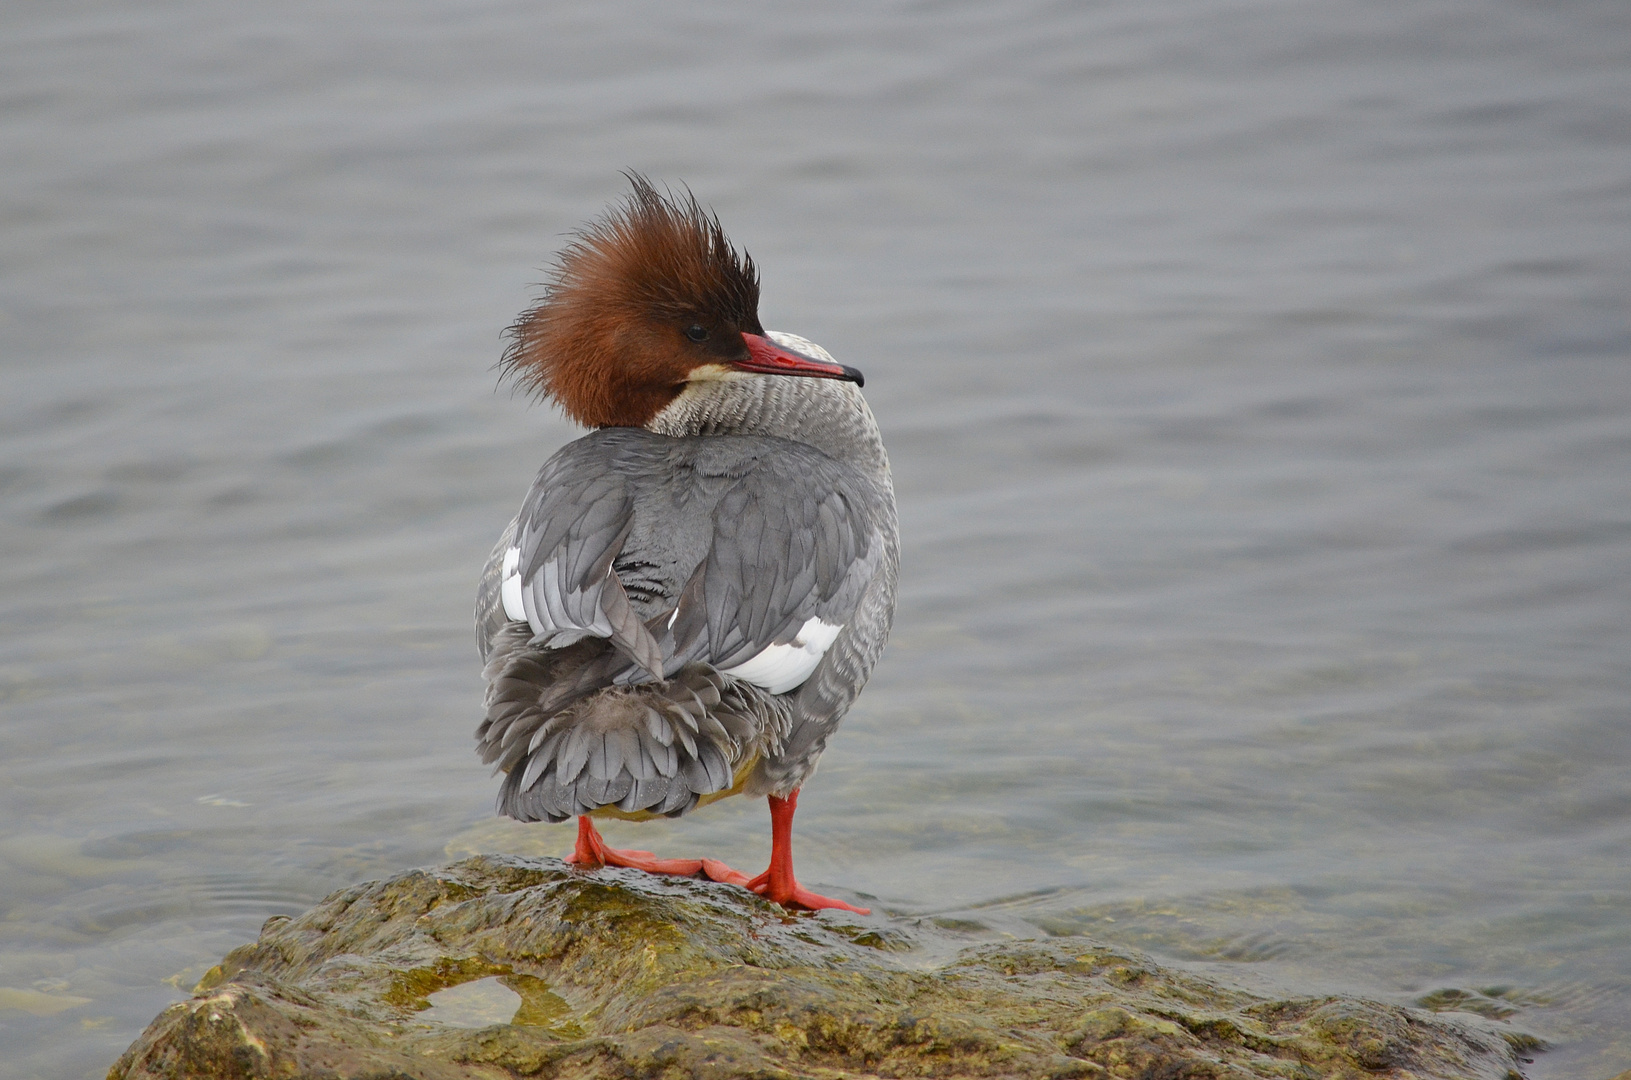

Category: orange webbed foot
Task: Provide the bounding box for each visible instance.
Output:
[746,789,872,915]
[565,792,871,917]
[745,868,871,914]
[566,817,752,882]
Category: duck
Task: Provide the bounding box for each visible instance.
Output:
[474,176,898,914]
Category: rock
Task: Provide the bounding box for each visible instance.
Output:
[110,855,1534,1079]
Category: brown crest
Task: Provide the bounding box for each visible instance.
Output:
[501,175,764,428]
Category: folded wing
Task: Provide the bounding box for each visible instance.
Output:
[474,427,884,821]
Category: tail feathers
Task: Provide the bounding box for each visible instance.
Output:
[476,625,632,772]
[477,623,787,824]
[498,668,764,822]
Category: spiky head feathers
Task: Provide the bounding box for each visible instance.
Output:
[502,176,764,428]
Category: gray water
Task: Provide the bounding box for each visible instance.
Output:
[3,0,1629,1075]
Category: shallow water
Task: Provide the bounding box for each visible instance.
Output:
[2,0,1629,1075]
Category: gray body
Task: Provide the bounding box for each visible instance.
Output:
[475,332,898,823]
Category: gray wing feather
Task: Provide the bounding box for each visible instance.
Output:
[475,516,518,662]
[476,427,888,821]
[503,427,883,689]
[680,449,881,673]
[509,431,668,678]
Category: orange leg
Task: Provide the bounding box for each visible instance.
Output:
[745,789,871,915]
[565,816,751,886]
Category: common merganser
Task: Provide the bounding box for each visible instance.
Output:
[474,177,898,914]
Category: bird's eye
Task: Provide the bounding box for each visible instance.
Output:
[685,324,709,343]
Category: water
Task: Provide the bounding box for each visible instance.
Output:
[2,0,1629,1075]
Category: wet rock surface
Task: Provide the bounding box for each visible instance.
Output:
[110,855,1534,1079]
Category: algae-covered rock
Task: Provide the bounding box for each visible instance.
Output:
[110,855,1532,1079]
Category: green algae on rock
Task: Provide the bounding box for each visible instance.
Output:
[110,855,1534,1079]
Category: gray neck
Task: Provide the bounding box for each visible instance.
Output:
[647,332,891,481]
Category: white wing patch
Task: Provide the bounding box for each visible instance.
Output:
[721,616,843,695]
[504,543,612,648]
[500,546,526,622]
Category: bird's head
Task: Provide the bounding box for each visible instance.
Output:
[502,175,862,429]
